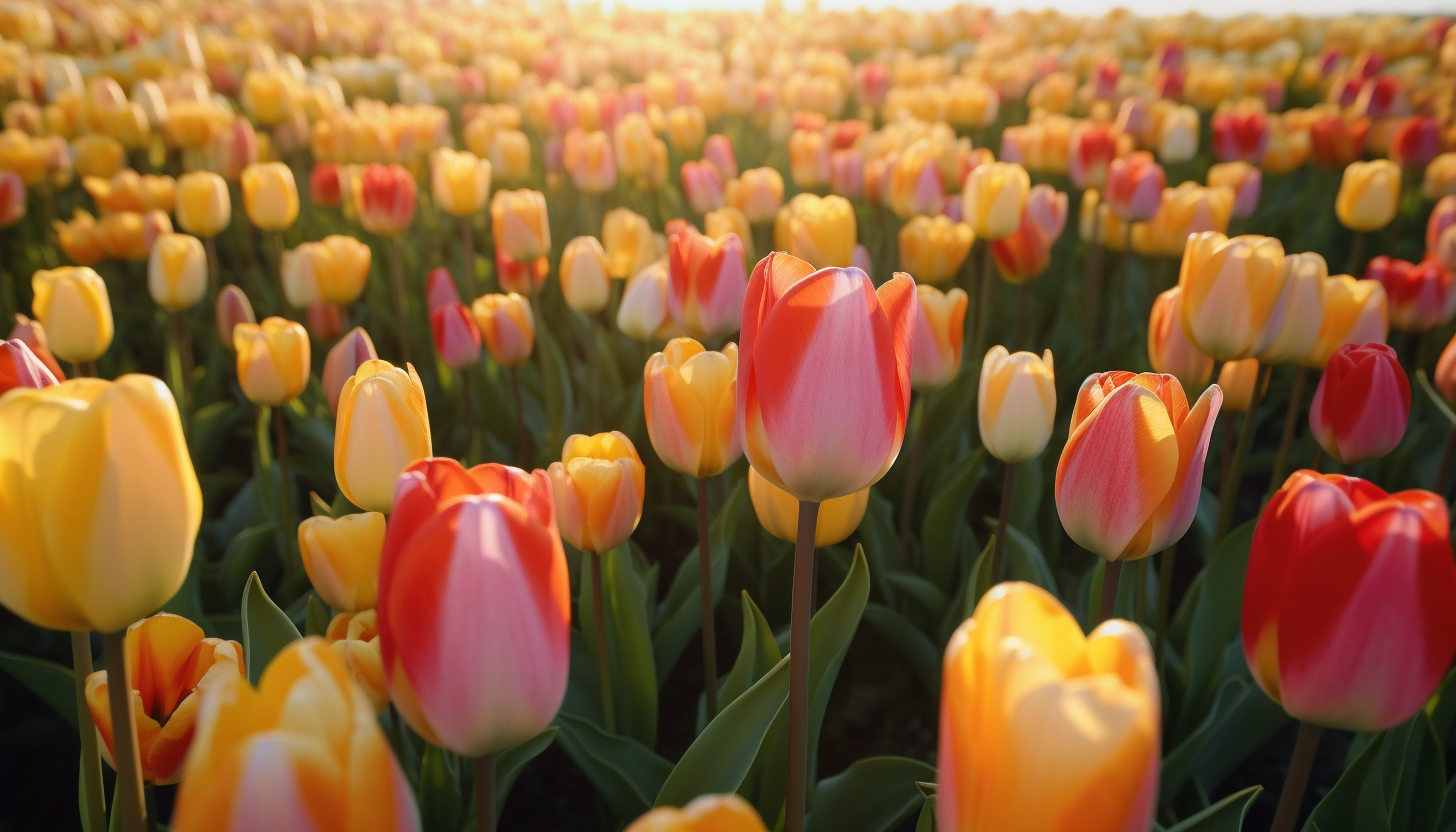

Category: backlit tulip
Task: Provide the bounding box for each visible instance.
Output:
[979,346,1056,463]
[667,230,746,341]
[1106,151,1165,222]
[681,159,724,215]
[1213,105,1268,163]
[1310,112,1370,169]
[603,208,657,280]
[827,149,864,200]
[738,253,915,502]
[325,610,387,713]
[645,338,742,478]
[31,266,113,363]
[299,511,386,612]
[97,209,172,261]
[471,293,535,368]
[241,163,298,231]
[1309,343,1409,465]
[1056,371,1223,561]
[335,359,433,513]
[1365,256,1456,333]
[281,235,372,307]
[430,149,490,217]
[84,614,243,784]
[962,162,1030,240]
[775,193,857,269]
[888,141,944,218]
[1176,232,1287,361]
[1130,183,1235,258]
[431,301,481,370]
[0,338,56,395]
[1256,252,1328,365]
[910,285,968,393]
[899,215,974,285]
[548,432,646,554]
[1068,123,1119,190]
[1156,105,1200,163]
[992,184,1067,284]
[1217,359,1267,412]
[788,129,829,189]
[357,163,417,237]
[1207,162,1261,220]
[0,375,201,632]
[53,209,105,266]
[171,639,419,832]
[938,582,1159,832]
[747,467,867,547]
[1147,287,1213,391]
[618,263,675,342]
[311,163,342,208]
[175,171,230,238]
[148,233,207,312]
[490,130,532,183]
[1305,275,1388,368]
[1336,160,1400,232]
[626,793,769,832]
[1243,471,1456,731]
[728,168,784,224]
[8,315,64,381]
[233,317,310,407]
[560,236,610,314]
[72,134,124,179]
[491,189,550,263]
[1423,153,1456,200]
[323,327,377,414]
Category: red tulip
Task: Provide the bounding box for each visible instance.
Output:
[0,338,57,395]
[1309,343,1409,464]
[310,163,342,207]
[668,230,747,341]
[1309,114,1370,169]
[1105,151,1164,221]
[359,163,417,238]
[1365,255,1456,333]
[1425,196,1456,257]
[430,301,481,370]
[1388,116,1440,168]
[495,247,548,296]
[1068,123,1119,190]
[1212,109,1268,164]
[1243,471,1456,731]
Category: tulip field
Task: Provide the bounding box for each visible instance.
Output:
[6,3,1456,832]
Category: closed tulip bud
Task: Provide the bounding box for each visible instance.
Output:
[240,162,299,231]
[728,168,785,224]
[233,317,310,407]
[747,467,867,547]
[1305,275,1388,368]
[281,235,372,307]
[1213,105,1268,163]
[1310,112,1370,169]
[31,266,113,363]
[335,359,432,513]
[240,69,295,127]
[667,230,746,341]
[1423,153,1456,201]
[549,432,646,554]
[992,184,1068,284]
[1106,151,1165,222]
[1147,287,1213,391]
[1243,471,1456,731]
[1056,371,1223,561]
[0,338,56,395]
[323,327,377,414]
[8,314,65,381]
[431,301,481,370]
[1068,123,1120,190]
[299,511,386,612]
[739,253,915,501]
[645,338,742,478]
[1217,358,1268,412]
[666,105,706,154]
[171,639,419,831]
[1130,183,1236,258]
[898,215,974,286]
[489,129,532,183]
[938,582,1159,832]
[213,118,259,183]
[627,794,768,832]
[563,129,616,194]
[1428,197,1456,254]
[0,375,201,631]
[826,149,864,200]
[84,614,243,784]
[560,236,610,314]
[354,163,416,237]
[426,268,460,313]
[306,304,344,342]
[1176,232,1287,361]
[148,233,207,312]
[491,189,550,263]
[603,208,657,280]
[617,263,675,342]
[430,148,490,217]
[0,170,24,229]
[787,129,829,189]
[53,209,106,266]
[907,285,968,393]
[705,207,753,262]
[1309,343,1409,465]
[1156,105,1200,163]
[962,162,1030,240]
[776,193,857,269]
[1388,116,1440,168]
[174,171,230,238]
[1207,162,1261,220]
[1255,252,1328,365]
[978,346,1056,463]
[681,159,725,215]
[471,293,535,367]
[72,134,125,179]
[1336,160,1400,232]
[1365,255,1456,333]
[888,141,944,218]
[703,134,737,181]
[310,163,343,207]
[214,284,256,353]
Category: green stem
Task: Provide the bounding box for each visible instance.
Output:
[697,478,719,720]
[508,367,526,468]
[102,630,146,832]
[992,462,1016,582]
[273,407,298,591]
[1098,559,1123,624]
[1269,722,1323,832]
[1213,363,1272,545]
[475,753,497,832]
[388,238,412,365]
[461,216,476,301]
[1267,365,1308,497]
[972,242,994,362]
[590,551,616,734]
[1154,545,1177,678]
[895,397,927,569]
[70,632,107,832]
[786,499,821,832]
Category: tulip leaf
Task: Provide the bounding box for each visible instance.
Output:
[554,713,672,822]
[241,571,301,685]
[494,727,558,819]
[806,755,935,832]
[915,795,937,832]
[656,544,870,808]
[857,489,899,606]
[1417,370,1456,427]
[535,324,576,454]
[1304,730,1387,832]
[1160,676,1252,805]
[651,482,746,687]
[1000,522,1056,591]
[919,449,985,588]
[1162,784,1262,832]
[578,546,658,748]
[862,604,939,696]
[222,523,282,608]
[1175,520,1256,741]
[882,573,949,624]
[1380,713,1447,832]
[309,491,334,518]
[0,650,77,730]
[1186,682,1289,792]
[417,745,462,832]
[304,594,330,638]
[161,550,216,639]
[717,591,782,713]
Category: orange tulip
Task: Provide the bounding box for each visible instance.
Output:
[547,432,646,554]
[1147,287,1213,392]
[644,338,742,478]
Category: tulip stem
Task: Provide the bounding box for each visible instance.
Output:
[1108,223,1133,345]
[1214,363,1272,545]
[696,478,720,720]
[268,231,287,313]
[992,462,1016,582]
[1268,366,1308,497]
[1084,212,1104,339]
[786,499,821,832]
[972,243,995,362]
[461,371,479,465]
[70,632,107,832]
[102,630,146,832]
[1097,559,1122,624]
[167,311,193,433]
[896,397,927,569]
[1154,545,1177,678]
[272,407,299,590]
[475,752,497,832]
[1270,722,1324,832]
[508,367,527,468]
[589,551,616,734]
[1344,232,1365,277]
[203,235,220,299]
[461,216,476,301]
[1435,426,1456,497]
[388,238,412,365]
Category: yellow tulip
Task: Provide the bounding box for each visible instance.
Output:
[962,162,1030,241]
[490,189,550,263]
[31,266,113,363]
[1335,160,1400,232]
[240,162,299,231]
[547,432,646,554]
[472,292,536,368]
[0,128,49,185]
[148,233,207,312]
[644,338,741,479]
[324,609,388,714]
[489,129,532,182]
[602,208,658,280]
[626,794,770,832]
[0,375,201,632]
[1130,183,1235,258]
[1216,358,1267,412]
[239,69,294,127]
[727,168,784,225]
[899,215,974,285]
[1255,252,1328,365]
[72,134,125,179]
[560,236,610,314]
[98,103,150,150]
[704,206,753,263]
[747,467,868,547]
[978,346,1056,463]
[1422,152,1456,201]
[430,147,491,217]
[233,317,310,407]
[774,193,856,269]
[298,511,386,613]
[1304,275,1388,369]
[175,171,231,238]
[280,235,372,307]
[665,105,706,154]
[334,359,433,513]
[1176,231,1287,361]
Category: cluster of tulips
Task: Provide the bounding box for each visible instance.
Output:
[3,1,1456,831]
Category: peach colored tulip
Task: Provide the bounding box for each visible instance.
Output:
[548,432,646,554]
[644,338,742,479]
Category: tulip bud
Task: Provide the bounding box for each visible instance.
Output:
[978,346,1056,463]
[1304,275,1388,368]
[1207,162,1261,220]
[1106,151,1165,221]
[281,235,372,307]
[1365,255,1456,333]
[148,233,207,312]
[357,163,417,238]
[703,134,737,181]
[335,359,433,513]
[962,162,1030,240]
[645,338,742,478]
[1336,160,1400,232]
[1216,358,1268,412]
[175,171,231,238]
[0,375,201,632]
[602,208,657,280]
[548,432,646,554]
[747,467,867,547]
[617,263,675,342]
[1388,116,1440,168]
[72,134,125,179]
[0,170,24,229]
[430,148,490,217]
[233,317,310,407]
[31,266,113,364]
[1156,105,1200,163]
[299,511,386,612]
[704,207,753,263]
[425,268,459,313]
[1254,252,1328,365]
[1147,287,1213,391]
[667,230,746,341]
[214,285,256,354]
[240,162,299,231]
[888,141,943,218]
[1428,196,1456,255]
[775,193,857,269]
[310,163,342,207]
[681,159,725,215]
[728,168,784,224]
[1423,153,1456,201]
[560,236,610,314]
[1068,123,1119,190]
[321,609,387,713]
[991,184,1068,284]
[211,118,259,183]
[1309,343,1409,465]
[472,292,536,367]
[626,794,768,832]
[898,215,974,285]
[1212,106,1269,163]
[0,338,57,395]
[491,189,550,263]
[1176,231,1287,361]
[322,327,377,414]
[1243,471,1456,731]
[8,314,64,381]
[431,301,481,370]
[910,284,968,393]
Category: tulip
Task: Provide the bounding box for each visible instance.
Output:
[1056,371,1223,561]
[962,162,1030,240]
[0,375,201,632]
[681,159,725,215]
[311,163,343,207]
[334,359,433,513]
[1217,359,1268,413]
[979,346,1057,464]
[240,69,295,127]
[666,106,706,154]
[1130,183,1235,258]
[175,171,231,238]
[560,236,610,314]
[1256,252,1328,365]
[644,338,741,479]
[299,511,386,612]
[667,230,746,341]
[739,252,915,502]
[1437,334,1456,405]
[431,301,481,370]
[1310,112,1370,169]
[1305,275,1388,368]
[72,134,125,179]
[1156,105,1200,163]
[355,163,417,238]
[323,327,377,414]
[728,167,784,224]
[148,233,207,312]
[1336,160,1400,232]
[1428,197,1456,257]
[491,189,550,263]
[84,614,243,784]
[426,148,489,219]
[703,134,737,182]
[826,150,864,200]
[0,338,57,395]
[1147,287,1213,391]
[603,208,657,280]
[888,141,944,218]
[1207,162,1261,220]
[233,317,309,407]
[1243,471,1456,731]
[1365,256,1456,333]
[705,207,753,262]
[281,235,373,308]
[470,293,535,368]
[747,467,868,547]
[910,285,969,393]
[54,209,106,266]
[1423,153,1456,201]
[240,162,298,232]
[1260,115,1312,175]
[1309,343,1409,465]
[1106,151,1165,222]
[626,793,769,832]
[1176,232,1287,362]
[171,639,420,832]
[97,209,172,261]
[788,129,829,189]
[548,432,646,555]
[324,609,387,713]
[938,582,1159,832]
[1388,116,1440,168]
[31,267,113,364]
[215,285,256,354]
[775,193,857,269]
[1213,106,1269,164]
[992,184,1068,284]
[1068,123,1119,190]
[618,264,676,342]
[8,315,65,382]
[209,117,259,183]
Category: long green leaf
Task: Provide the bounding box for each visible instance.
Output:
[579,546,658,748]
[651,482,746,687]
[806,755,935,832]
[241,571,301,685]
[1164,785,1262,832]
[418,745,462,832]
[0,650,77,730]
[554,713,672,822]
[919,450,984,588]
[718,592,782,712]
[495,727,558,818]
[1175,520,1256,741]
[863,604,939,695]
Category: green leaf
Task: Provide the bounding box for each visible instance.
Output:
[309,491,334,517]
[0,650,77,730]
[554,712,672,823]
[916,795,938,832]
[651,482,746,687]
[1162,677,1252,804]
[656,545,871,808]
[1417,370,1456,427]
[919,450,985,587]
[1175,520,1256,741]
[222,523,282,607]
[1385,714,1447,832]
[579,546,658,748]
[863,604,939,695]
[1001,523,1056,590]
[495,727,558,818]
[1189,684,1290,792]
[160,548,215,638]
[718,592,782,712]
[535,323,576,453]
[806,756,935,832]
[963,537,996,622]
[1305,731,1387,832]
[241,571,301,685]
[418,745,462,832]
[858,489,900,606]
[305,594,330,638]
[882,573,949,622]
[1165,785,1262,832]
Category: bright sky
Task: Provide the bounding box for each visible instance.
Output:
[613,0,1445,16]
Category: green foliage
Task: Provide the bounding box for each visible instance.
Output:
[240,571,301,686]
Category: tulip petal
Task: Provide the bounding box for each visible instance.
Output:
[1140,383,1223,557]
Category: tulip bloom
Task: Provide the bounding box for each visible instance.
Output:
[495,248,549,296]
[1310,113,1369,169]
[1212,107,1269,163]
[1217,359,1267,413]
[1243,471,1456,731]
[1068,123,1119,190]
[992,184,1068,284]
[430,148,490,217]
[618,264,676,342]
[215,285,256,352]
[299,511,386,613]
[939,582,1159,832]
[962,162,1030,240]
[827,150,864,200]
[148,233,207,312]
[323,327,377,414]
[1176,232,1287,361]
[667,230,746,342]
[335,360,433,513]
[560,236,610,314]
[911,285,969,393]
[431,301,481,370]
[1206,162,1261,220]
[1305,275,1388,368]
[1309,343,1409,465]
[681,159,725,215]
[645,338,742,479]
[888,142,944,218]
[703,134,738,182]
[0,170,24,228]
[747,468,868,547]
[175,171,230,238]
[1424,153,1456,201]
[728,168,784,224]
[471,293,535,368]
[1105,151,1165,222]
[1365,256,1456,333]
[281,235,373,307]
[7,315,64,382]
[171,639,420,832]
[738,253,915,502]
[1336,160,1400,232]
[1255,252,1328,366]
[31,266,113,364]
[626,793,769,832]
[0,375,201,632]
[603,208,658,281]
[978,346,1057,464]
[491,189,551,263]
[898,215,974,285]
[310,163,342,208]
[1156,105,1200,163]
[1128,183,1235,258]
[240,162,299,231]
[548,432,646,554]
[326,609,387,713]
[1388,116,1440,168]
[1147,287,1213,391]
[788,129,830,189]
[0,336,55,401]
[358,163,417,238]
[84,614,243,784]
[53,209,106,266]
[234,317,310,407]
[1056,372,1223,561]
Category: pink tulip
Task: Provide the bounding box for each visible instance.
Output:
[704,134,738,181]
[1309,343,1410,464]
[668,230,747,341]
[681,160,725,215]
[431,301,482,371]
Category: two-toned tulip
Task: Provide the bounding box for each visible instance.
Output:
[681,159,724,215]
[645,338,741,478]
[147,233,207,312]
[430,148,490,217]
[1213,106,1269,163]
[962,162,1030,240]
[747,467,868,547]
[1106,151,1165,222]
[334,360,433,513]
[240,162,299,231]
[359,163,417,237]
[898,215,974,285]
[910,285,969,393]
[667,230,746,341]
[31,266,113,364]
[175,171,230,239]
[431,300,481,371]
[299,511,386,612]
[560,236,610,314]
[7,315,64,382]
[1243,471,1456,731]
[1305,275,1388,368]
[1336,160,1401,232]
[1309,343,1409,464]
[0,336,56,398]
[492,189,550,263]
[1207,162,1261,220]
[977,346,1057,465]
[322,327,377,414]
[281,235,372,307]
[234,317,309,407]
[471,293,535,368]
[727,168,784,224]
[1147,287,1213,391]
[1068,122,1120,190]
[548,432,646,554]
[992,184,1068,284]
[618,264,676,342]
[888,142,944,218]
[1176,232,1287,361]
[310,163,343,208]
[1365,256,1456,333]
